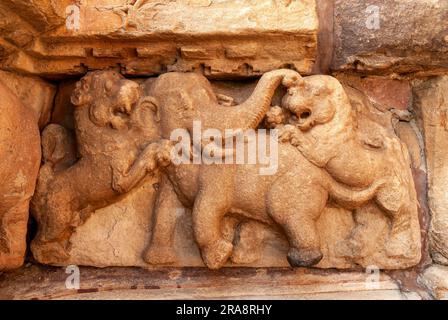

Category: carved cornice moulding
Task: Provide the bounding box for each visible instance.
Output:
[0,0,332,79]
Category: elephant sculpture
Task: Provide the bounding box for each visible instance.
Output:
[0,81,41,270]
[113,70,416,270]
[31,70,170,264]
[32,68,298,265]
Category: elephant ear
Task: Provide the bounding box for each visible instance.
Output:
[133,96,160,123]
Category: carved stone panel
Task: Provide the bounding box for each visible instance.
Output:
[30,69,422,270]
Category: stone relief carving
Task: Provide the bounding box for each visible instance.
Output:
[30,69,422,270]
[274,75,420,259]
[0,81,41,270]
[31,70,170,264]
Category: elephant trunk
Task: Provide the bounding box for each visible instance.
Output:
[203,69,301,132]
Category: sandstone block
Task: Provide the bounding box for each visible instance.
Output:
[0,80,41,271]
[333,0,448,77]
[414,76,448,265]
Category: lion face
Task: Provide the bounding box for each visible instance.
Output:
[282,76,338,132]
[71,70,142,130]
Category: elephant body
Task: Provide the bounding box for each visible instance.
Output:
[140,139,383,269]
[0,81,41,270]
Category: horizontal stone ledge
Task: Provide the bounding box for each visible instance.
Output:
[3,35,319,79]
[0,0,334,79]
[0,265,412,300]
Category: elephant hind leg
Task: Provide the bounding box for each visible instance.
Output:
[0,199,30,270]
[192,188,234,269]
[193,193,233,270]
[268,180,327,268]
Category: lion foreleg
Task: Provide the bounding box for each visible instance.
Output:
[112,140,172,193]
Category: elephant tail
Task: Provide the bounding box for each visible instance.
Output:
[326,177,385,210]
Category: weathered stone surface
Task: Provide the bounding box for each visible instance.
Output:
[0,80,41,271]
[0,265,419,300]
[0,0,444,304]
[51,80,77,130]
[31,70,421,270]
[336,74,412,112]
[333,0,448,77]
[0,0,327,78]
[419,265,448,300]
[1,0,67,31]
[0,70,56,128]
[394,122,425,172]
[0,0,68,72]
[413,76,448,265]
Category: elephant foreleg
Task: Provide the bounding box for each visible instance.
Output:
[193,167,234,270]
[268,174,327,267]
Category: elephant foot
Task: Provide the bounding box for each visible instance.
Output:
[31,239,70,265]
[201,239,233,270]
[143,245,176,265]
[287,247,323,268]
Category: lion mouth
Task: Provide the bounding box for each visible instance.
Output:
[70,88,82,104]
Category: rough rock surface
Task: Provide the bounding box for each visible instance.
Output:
[413,76,448,265]
[0,70,56,128]
[419,265,448,300]
[0,0,444,302]
[0,265,420,300]
[333,0,448,77]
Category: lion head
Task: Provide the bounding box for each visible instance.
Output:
[71,70,141,130]
[281,75,350,132]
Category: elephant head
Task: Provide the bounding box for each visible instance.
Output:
[139,69,302,141]
[71,70,141,130]
[282,75,339,132]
